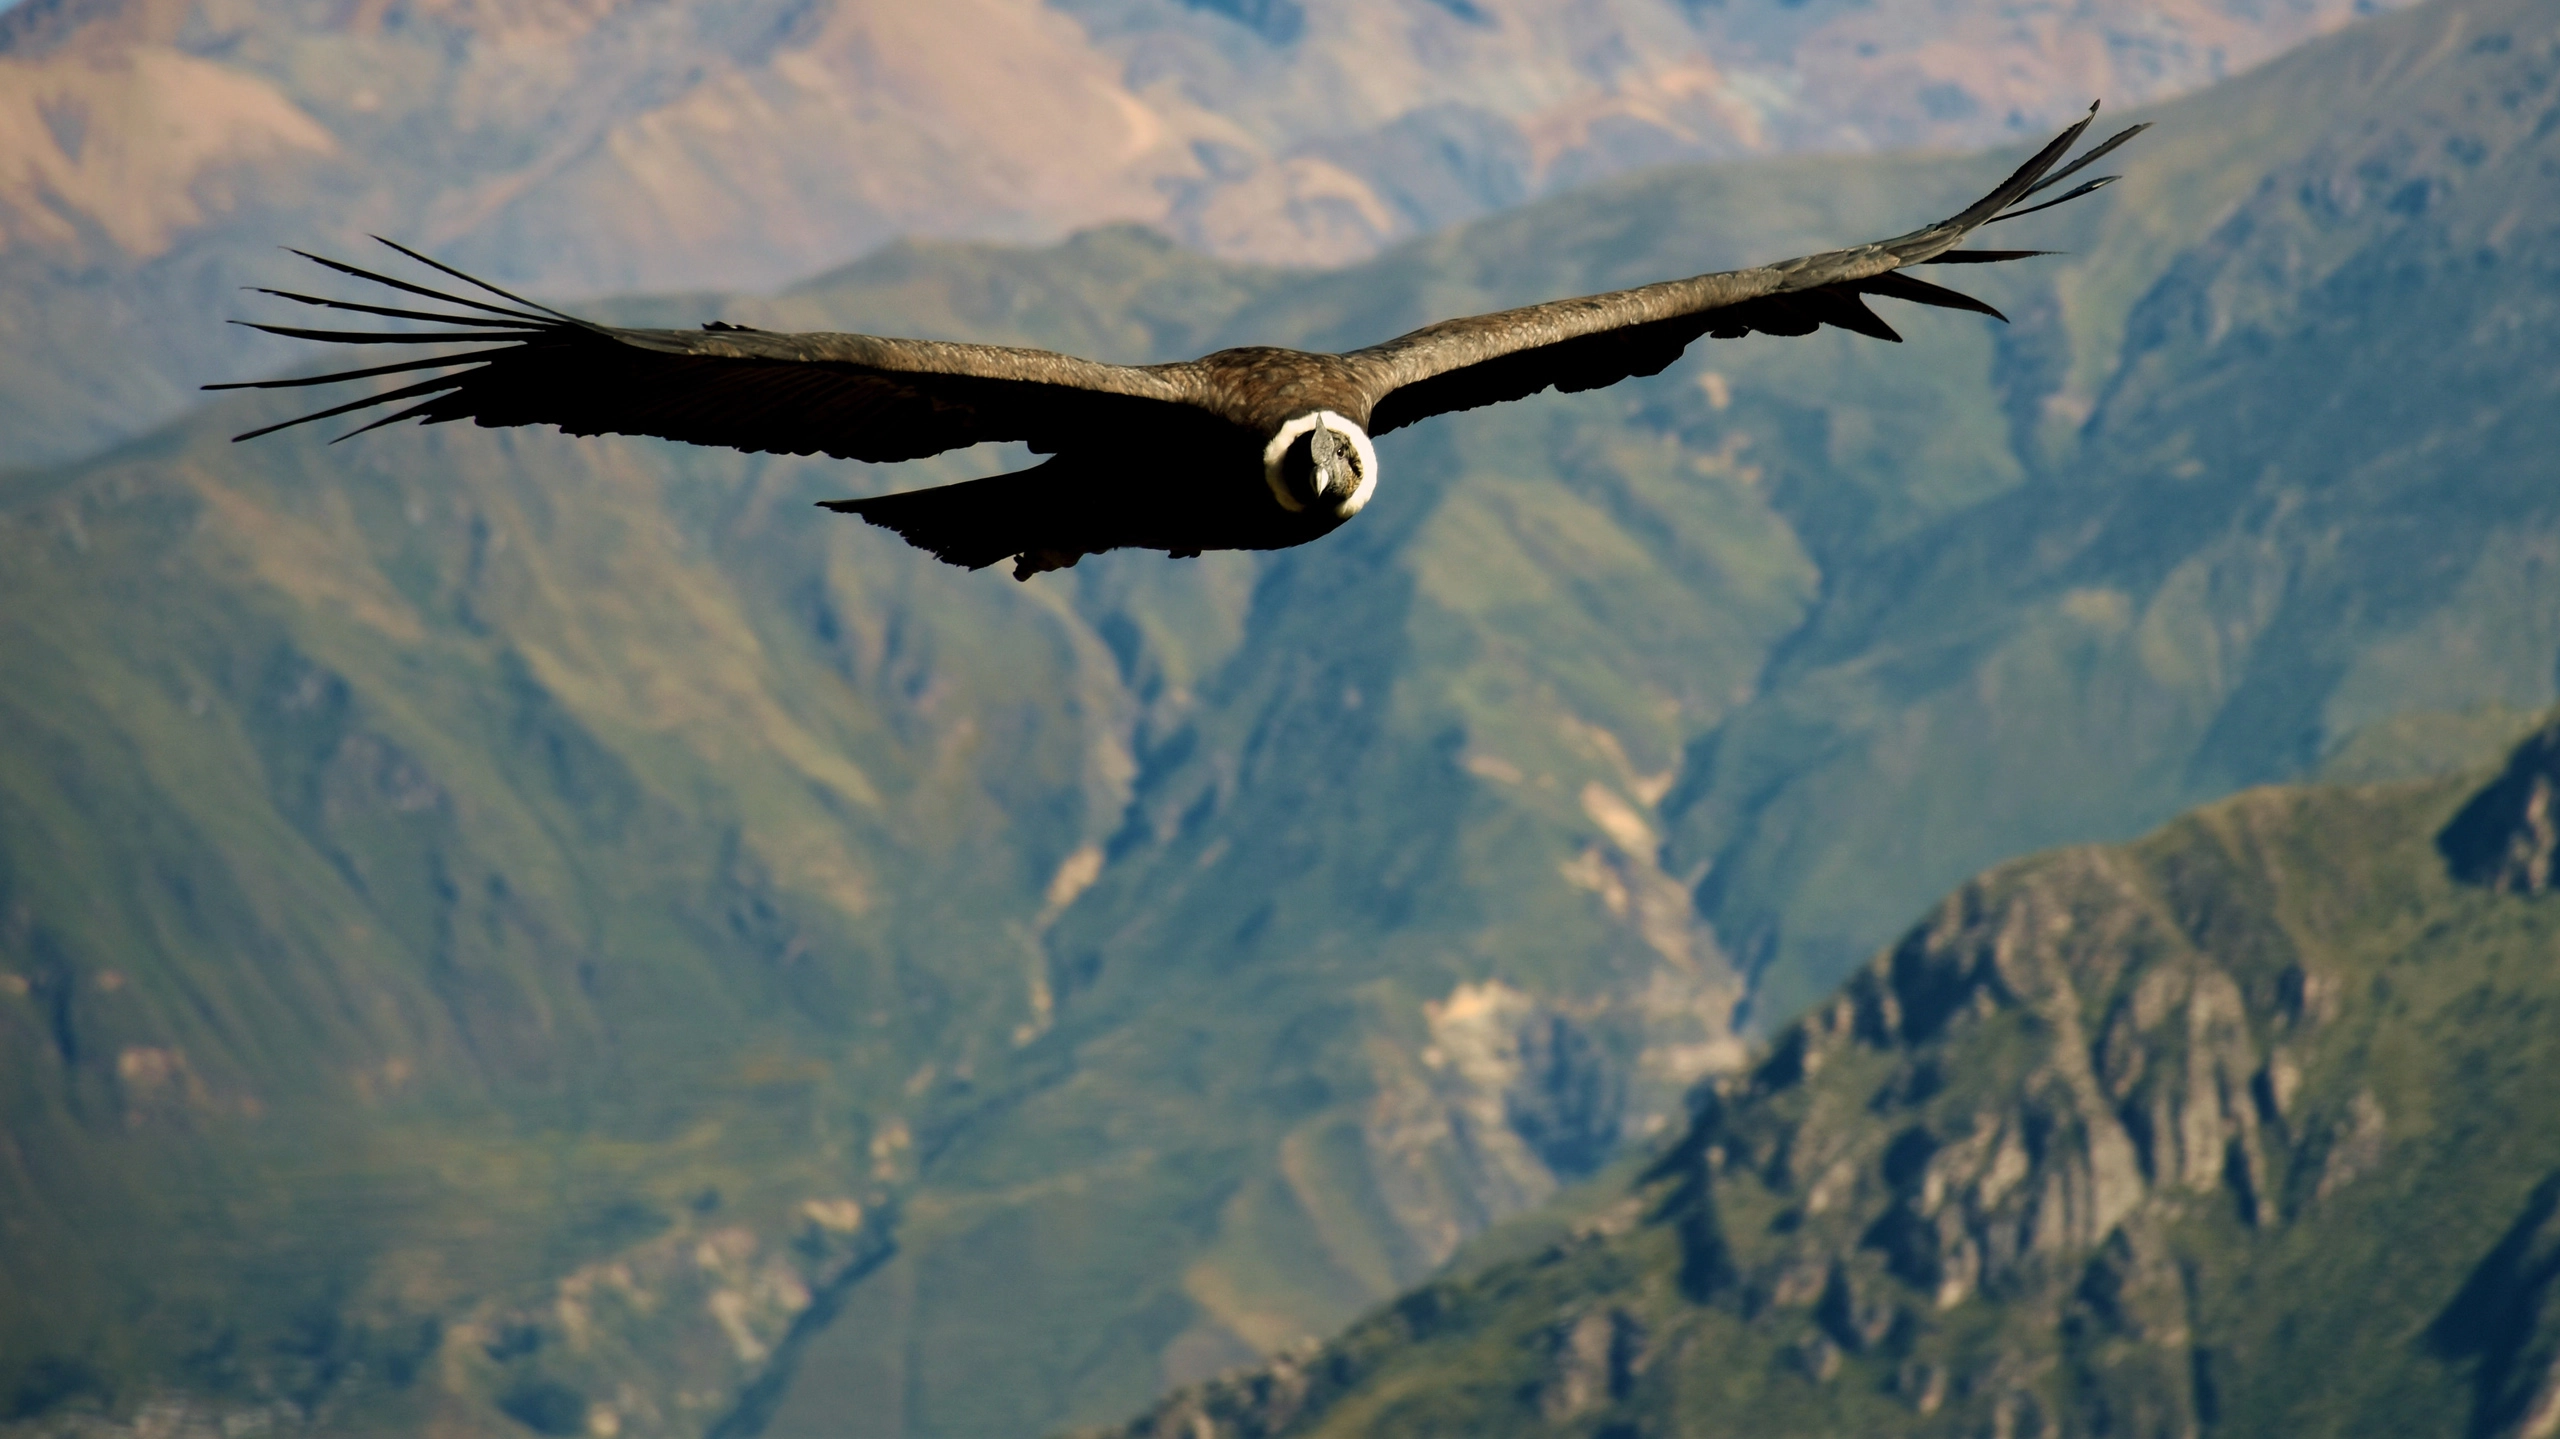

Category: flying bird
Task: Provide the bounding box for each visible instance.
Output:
[214,107,2143,581]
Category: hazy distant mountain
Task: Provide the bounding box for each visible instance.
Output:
[1101,711,2560,1439]
[6,0,2557,1433]
[0,0,2401,466]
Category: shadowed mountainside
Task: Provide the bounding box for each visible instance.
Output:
[6,0,2560,1432]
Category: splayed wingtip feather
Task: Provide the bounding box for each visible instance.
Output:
[370,236,581,323]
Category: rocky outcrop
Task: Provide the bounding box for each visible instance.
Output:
[1533,1307,1648,1422]
[453,1197,889,1439]
[1106,1340,1326,1439]
[0,1197,891,1439]
[1706,845,2287,1323]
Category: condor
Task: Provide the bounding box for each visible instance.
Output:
[215,108,2141,582]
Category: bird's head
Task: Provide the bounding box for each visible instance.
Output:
[1263,411,1378,521]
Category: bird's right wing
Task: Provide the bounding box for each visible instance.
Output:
[209,241,1220,463]
[1350,105,2145,436]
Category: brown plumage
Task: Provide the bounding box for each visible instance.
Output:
[213,106,2143,580]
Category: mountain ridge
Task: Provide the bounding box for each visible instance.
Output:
[1096,711,2560,1438]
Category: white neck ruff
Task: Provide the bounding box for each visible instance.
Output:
[1261,411,1379,519]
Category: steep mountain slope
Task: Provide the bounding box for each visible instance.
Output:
[0,219,1768,1437]
[1664,0,2560,1019]
[839,1,2560,1427]
[8,0,2560,1433]
[0,0,2399,467]
[1101,713,2560,1439]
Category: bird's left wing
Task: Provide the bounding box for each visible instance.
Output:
[1348,105,2145,437]
[209,241,1214,463]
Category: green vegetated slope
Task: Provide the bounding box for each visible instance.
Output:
[6,0,2560,1433]
[0,210,1773,1435]
[1099,714,2560,1439]
[0,231,1288,1436]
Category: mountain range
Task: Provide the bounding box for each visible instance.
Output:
[5,0,2559,1433]
[0,0,2404,467]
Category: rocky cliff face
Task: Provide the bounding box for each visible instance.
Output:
[1098,716,2560,1438]
[2,1199,889,1439]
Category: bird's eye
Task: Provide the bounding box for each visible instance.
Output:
[1319,428,1360,478]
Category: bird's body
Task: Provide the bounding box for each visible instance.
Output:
[216,108,2143,580]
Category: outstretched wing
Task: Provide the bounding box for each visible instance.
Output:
[1350,105,2146,436]
[208,241,1216,463]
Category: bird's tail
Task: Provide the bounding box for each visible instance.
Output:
[821,457,1109,579]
